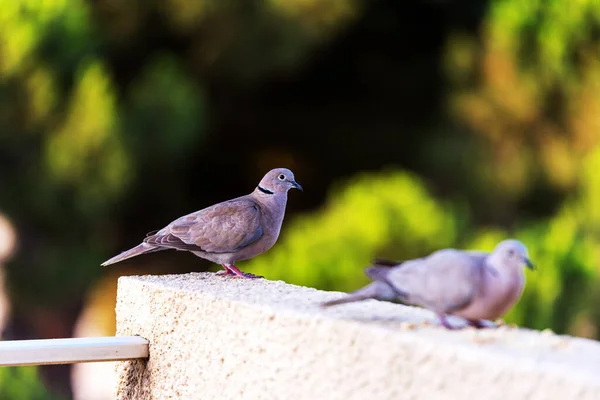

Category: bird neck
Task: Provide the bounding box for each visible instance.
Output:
[257,185,274,195]
[481,256,526,317]
[484,256,525,288]
[253,188,287,206]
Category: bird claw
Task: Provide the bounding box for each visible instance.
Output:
[217,265,263,279]
[216,271,263,279]
[467,319,486,329]
[240,272,263,279]
[437,314,460,330]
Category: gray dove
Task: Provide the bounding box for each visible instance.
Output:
[101,168,302,278]
[322,239,535,329]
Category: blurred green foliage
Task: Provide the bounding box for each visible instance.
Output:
[0,367,64,400]
[444,0,600,207]
[0,0,600,397]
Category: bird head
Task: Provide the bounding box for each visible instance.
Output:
[257,168,303,195]
[493,239,535,271]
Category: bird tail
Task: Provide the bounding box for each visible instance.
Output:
[101,243,163,266]
[321,282,387,308]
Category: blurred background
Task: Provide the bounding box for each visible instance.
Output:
[1,0,600,398]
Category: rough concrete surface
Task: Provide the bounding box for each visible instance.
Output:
[115,273,600,400]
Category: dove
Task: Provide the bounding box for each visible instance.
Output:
[322,239,535,329]
[101,168,302,278]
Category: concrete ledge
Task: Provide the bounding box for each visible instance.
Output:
[115,273,600,400]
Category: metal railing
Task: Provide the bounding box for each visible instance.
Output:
[0,336,149,366]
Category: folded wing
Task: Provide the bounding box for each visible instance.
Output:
[367,249,482,313]
[144,199,263,254]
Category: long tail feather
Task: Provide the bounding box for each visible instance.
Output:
[101,243,163,266]
[321,282,386,308]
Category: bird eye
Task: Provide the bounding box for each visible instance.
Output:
[278,174,286,181]
[508,249,515,257]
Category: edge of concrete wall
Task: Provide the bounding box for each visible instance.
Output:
[115,273,600,400]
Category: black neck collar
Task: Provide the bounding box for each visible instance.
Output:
[257,186,274,195]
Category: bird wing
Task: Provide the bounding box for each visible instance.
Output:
[144,198,263,254]
[380,249,483,313]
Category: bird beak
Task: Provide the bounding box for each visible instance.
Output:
[524,257,535,270]
[291,181,303,191]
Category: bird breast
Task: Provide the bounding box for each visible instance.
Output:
[456,267,525,321]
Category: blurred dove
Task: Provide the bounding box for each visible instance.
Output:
[322,239,535,329]
[101,168,302,278]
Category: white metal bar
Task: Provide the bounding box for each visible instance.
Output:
[0,336,149,366]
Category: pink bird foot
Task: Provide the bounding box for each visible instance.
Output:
[216,269,235,276]
[466,319,486,329]
[437,314,460,330]
[218,264,263,279]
